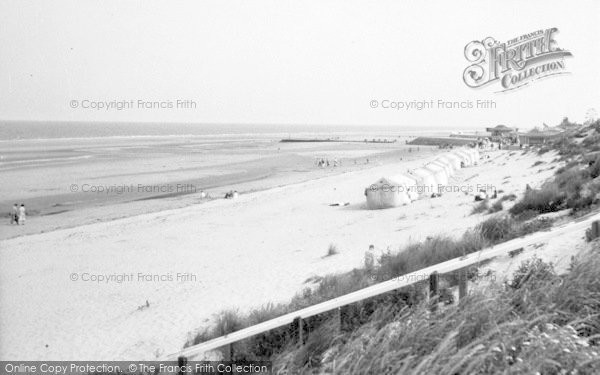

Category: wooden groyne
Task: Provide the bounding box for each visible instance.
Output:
[408,136,474,146]
[280,138,397,143]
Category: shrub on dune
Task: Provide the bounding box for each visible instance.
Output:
[499,193,517,202]
[510,163,599,215]
[509,184,566,216]
[471,200,489,215]
[243,303,293,359]
[325,243,339,257]
[376,232,485,281]
[488,200,503,214]
[588,156,600,179]
[477,215,516,243]
[185,309,245,358]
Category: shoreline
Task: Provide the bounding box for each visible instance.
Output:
[0,145,437,240]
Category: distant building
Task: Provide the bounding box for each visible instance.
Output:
[485,125,519,145]
[518,128,565,145]
[485,125,518,138]
[557,118,583,132]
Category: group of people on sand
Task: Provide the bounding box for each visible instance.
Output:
[316,157,344,168]
[10,203,26,225]
[224,190,239,199]
[316,157,377,168]
[474,188,498,201]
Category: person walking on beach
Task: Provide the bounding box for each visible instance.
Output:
[10,203,18,224]
[17,204,26,225]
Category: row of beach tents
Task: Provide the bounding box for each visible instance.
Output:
[366,148,480,209]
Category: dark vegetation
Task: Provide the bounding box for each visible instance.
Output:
[299,249,600,374]
[511,119,600,217]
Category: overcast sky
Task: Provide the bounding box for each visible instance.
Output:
[0,0,598,129]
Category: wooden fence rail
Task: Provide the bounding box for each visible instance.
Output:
[165,213,600,361]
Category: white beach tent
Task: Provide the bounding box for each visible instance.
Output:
[424,163,449,186]
[428,160,453,179]
[439,154,462,171]
[433,158,456,176]
[455,148,479,166]
[409,168,438,197]
[452,150,473,167]
[365,177,412,209]
[470,148,481,163]
[462,148,480,165]
[391,172,420,201]
[449,153,465,170]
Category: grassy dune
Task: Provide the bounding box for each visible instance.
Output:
[280,248,600,374]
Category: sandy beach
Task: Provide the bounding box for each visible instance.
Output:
[0,133,434,240]
[0,144,560,360]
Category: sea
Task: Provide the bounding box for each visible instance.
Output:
[0,121,455,141]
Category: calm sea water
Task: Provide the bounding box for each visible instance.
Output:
[0,121,453,141]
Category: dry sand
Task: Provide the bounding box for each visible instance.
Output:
[0,148,561,360]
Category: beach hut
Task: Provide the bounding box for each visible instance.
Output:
[452,150,473,167]
[439,154,462,171]
[461,148,479,165]
[428,160,452,178]
[470,148,480,163]
[424,163,449,187]
[455,149,478,166]
[365,177,412,209]
[391,172,420,201]
[449,153,465,169]
[409,168,438,197]
[433,158,455,176]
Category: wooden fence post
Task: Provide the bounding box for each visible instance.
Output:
[458,269,468,301]
[222,345,234,374]
[429,271,439,312]
[592,220,600,239]
[221,343,233,362]
[177,356,187,375]
[290,316,304,345]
